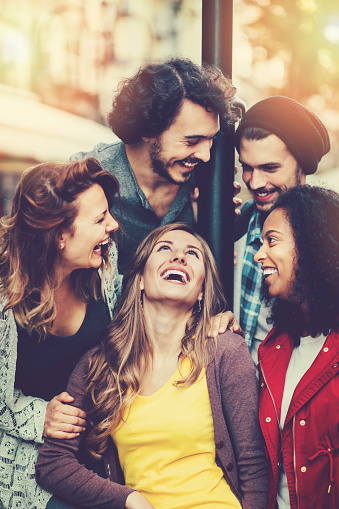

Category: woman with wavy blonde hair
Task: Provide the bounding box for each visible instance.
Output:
[37,223,268,509]
[0,157,121,509]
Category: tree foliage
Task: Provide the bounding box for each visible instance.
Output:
[242,0,339,106]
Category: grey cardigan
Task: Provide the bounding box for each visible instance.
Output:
[36,331,268,509]
[0,244,121,509]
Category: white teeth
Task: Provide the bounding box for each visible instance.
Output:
[94,239,109,253]
[263,268,277,276]
[257,192,268,197]
[182,162,195,168]
[161,269,189,283]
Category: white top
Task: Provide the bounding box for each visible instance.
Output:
[250,301,271,370]
[277,333,327,509]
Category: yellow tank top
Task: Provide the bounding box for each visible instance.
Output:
[112,359,241,509]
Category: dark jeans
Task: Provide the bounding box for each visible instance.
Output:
[46,496,77,509]
[45,453,106,509]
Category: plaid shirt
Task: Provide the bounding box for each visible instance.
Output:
[239,209,263,349]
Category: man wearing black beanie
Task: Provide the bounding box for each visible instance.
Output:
[233,96,330,366]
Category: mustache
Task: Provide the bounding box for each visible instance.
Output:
[249,185,281,194]
[181,156,203,165]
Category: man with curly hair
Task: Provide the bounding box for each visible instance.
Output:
[71,57,239,272]
[233,96,331,366]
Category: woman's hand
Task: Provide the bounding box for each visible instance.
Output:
[208,311,244,338]
[125,491,156,509]
[44,392,86,439]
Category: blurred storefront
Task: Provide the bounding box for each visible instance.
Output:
[0,84,116,214]
[0,0,338,214]
[0,0,202,212]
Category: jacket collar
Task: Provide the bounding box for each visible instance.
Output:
[259,329,339,425]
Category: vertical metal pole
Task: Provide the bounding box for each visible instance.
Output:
[198,0,235,309]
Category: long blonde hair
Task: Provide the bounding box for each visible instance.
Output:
[0,158,119,338]
[85,223,227,458]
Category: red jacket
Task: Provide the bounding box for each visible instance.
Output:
[258,328,339,509]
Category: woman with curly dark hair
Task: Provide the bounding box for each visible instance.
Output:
[36,223,268,509]
[253,185,339,509]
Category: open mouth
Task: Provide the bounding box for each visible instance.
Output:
[180,158,201,170]
[181,161,196,169]
[93,238,110,255]
[263,268,277,278]
[161,269,190,284]
[254,189,278,203]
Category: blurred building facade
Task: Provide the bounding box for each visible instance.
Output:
[0,0,338,213]
[0,0,202,213]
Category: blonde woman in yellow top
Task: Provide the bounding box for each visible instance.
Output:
[36,223,268,509]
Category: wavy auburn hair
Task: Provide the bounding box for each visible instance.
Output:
[0,157,119,338]
[85,223,227,458]
[263,185,339,341]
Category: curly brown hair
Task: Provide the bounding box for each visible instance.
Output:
[108,57,240,144]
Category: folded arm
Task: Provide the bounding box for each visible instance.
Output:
[35,349,134,509]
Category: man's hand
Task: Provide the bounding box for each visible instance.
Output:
[233,183,242,216]
[208,311,244,338]
[234,166,242,216]
[44,392,86,439]
[190,187,199,224]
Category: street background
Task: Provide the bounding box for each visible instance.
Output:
[1,0,338,213]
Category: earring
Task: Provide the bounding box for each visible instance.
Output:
[197,297,202,313]
[140,289,143,308]
[60,242,64,250]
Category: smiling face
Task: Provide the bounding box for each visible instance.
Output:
[59,183,119,275]
[140,229,205,309]
[254,208,297,300]
[239,134,306,213]
[148,99,220,185]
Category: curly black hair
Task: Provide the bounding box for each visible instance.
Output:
[263,185,339,342]
[107,57,240,144]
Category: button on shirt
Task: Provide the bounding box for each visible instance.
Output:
[71,142,195,273]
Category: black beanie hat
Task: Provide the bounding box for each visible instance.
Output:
[235,96,330,175]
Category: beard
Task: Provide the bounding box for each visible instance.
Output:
[150,138,178,185]
[149,138,198,186]
[252,166,305,216]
